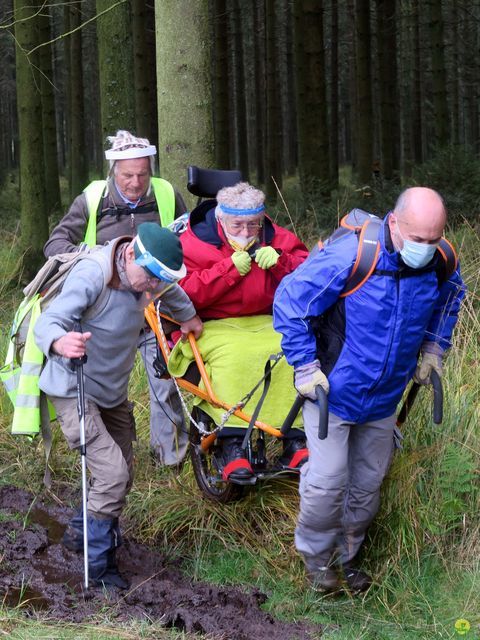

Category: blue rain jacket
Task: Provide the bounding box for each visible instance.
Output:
[273,217,465,423]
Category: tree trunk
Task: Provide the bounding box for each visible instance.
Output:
[96,0,135,144]
[265,0,282,202]
[294,0,330,200]
[329,0,339,189]
[212,0,230,169]
[253,0,266,184]
[412,1,423,164]
[376,0,399,180]
[428,0,449,147]
[38,8,61,216]
[354,0,373,184]
[155,0,214,208]
[232,0,249,180]
[69,5,89,199]
[132,0,156,143]
[14,0,48,276]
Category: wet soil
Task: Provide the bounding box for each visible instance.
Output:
[0,485,321,639]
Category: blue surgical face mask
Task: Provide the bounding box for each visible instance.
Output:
[396,222,438,269]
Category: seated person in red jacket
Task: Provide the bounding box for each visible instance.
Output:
[179,182,309,479]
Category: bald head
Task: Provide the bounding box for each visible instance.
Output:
[389,187,446,251]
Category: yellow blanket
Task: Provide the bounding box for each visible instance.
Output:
[167,315,302,429]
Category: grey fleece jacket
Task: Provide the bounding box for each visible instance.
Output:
[34,239,196,408]
[44,178,187,257]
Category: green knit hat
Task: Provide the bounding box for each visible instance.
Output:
[134,223,186,282]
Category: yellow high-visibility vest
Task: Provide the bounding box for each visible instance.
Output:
[83,178,176,247]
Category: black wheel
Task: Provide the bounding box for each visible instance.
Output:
[189,407,244,503]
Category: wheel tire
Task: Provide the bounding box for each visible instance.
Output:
[189,407,244,503]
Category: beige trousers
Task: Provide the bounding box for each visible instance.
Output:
[50,396,136,518]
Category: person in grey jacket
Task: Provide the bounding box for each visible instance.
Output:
[44,130,188,468]
[34,223,202,589]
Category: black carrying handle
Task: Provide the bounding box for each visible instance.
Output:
[281,394,305,435]
[397,382,420,425]
[430,370,443,424]
[316,386,329,440]
[397,370,443,426]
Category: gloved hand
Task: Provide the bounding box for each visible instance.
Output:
[231,251,252,276]
[254,246,280,270]
[294,359,329,400]
[414,351,443,385]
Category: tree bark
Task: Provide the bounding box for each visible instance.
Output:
[412,1,423,164]
[212,0,230,169]
[265,0,282,202]
[354,0,373,184]
[14,0,48,276]
[38,7,61,215]
[231,0,249,180]
[155,0,214,208]
[376,0,399,179]
[132,0,156,143]
[253,0,266,184]
[294,0,329,199]
[96,0,135,145]
[428,0,449,147]
[329,0,339,189]
[69,4,89,199]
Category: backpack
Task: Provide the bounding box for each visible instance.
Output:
[1,245,113,433]
[314,209,457,296]
[0,245,114,487]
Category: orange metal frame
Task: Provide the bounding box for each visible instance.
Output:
[144,303,283,451]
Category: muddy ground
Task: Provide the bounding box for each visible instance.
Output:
[0,485,322,639]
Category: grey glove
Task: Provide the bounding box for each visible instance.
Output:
[294,359,329,400]
[414,343,443,385]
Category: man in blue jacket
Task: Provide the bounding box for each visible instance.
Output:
[273,187,465,593]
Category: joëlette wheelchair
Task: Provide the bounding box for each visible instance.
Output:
[144,166,328,503]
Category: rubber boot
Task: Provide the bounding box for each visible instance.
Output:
[87,514,129,590]
[61,507,84,552]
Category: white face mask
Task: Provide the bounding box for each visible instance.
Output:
[396,221,438,269]
[224,230,257,248]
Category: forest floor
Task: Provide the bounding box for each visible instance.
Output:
[0,485,321,640]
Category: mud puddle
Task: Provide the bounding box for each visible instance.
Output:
[0,485,321,639]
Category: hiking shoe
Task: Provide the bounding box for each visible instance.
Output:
[308,566,341,592]
[218,436,254,481]
[278,437,308,469]
[342,566,373,592]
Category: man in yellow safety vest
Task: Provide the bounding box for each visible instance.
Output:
[44,130,188,467]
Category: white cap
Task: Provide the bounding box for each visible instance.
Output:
[104,130,156,161]
[105,145,156,160]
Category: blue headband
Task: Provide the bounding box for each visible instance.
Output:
[219,204,266,216]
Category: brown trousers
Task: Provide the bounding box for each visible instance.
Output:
[50,396,136,518]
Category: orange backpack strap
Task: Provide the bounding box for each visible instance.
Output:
[340,218,382,298]
[436,238,458,283]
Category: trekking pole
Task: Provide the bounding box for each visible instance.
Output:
[72,317,89,590]
[316,386,329,440]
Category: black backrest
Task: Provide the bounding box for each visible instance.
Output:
[187,165,242,200]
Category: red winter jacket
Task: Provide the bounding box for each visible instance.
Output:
[179,201,309,319]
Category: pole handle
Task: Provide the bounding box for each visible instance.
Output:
[71,317,88,365]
